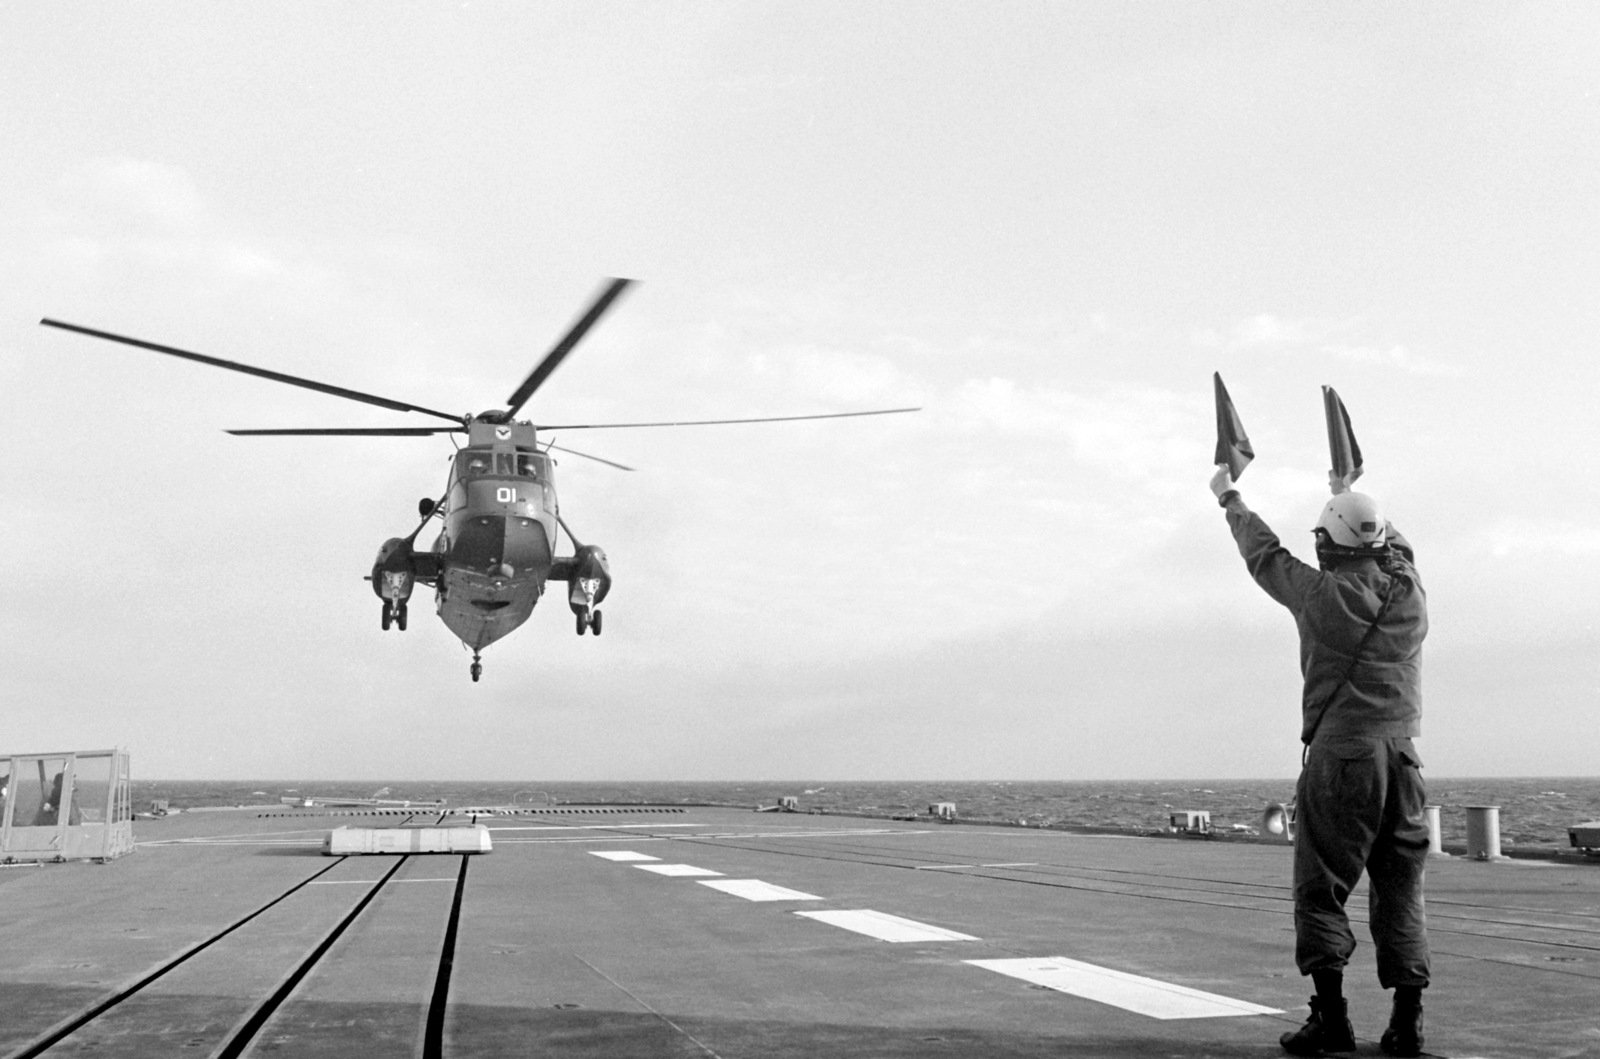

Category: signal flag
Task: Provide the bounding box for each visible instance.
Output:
[1212,372,1254,479]
[1322,385,1364,485]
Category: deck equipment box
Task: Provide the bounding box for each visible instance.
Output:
[1569,821,1600,854]
[324,824,492,855]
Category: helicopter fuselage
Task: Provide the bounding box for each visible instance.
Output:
[368,414,612,675]
[433,419,559,651]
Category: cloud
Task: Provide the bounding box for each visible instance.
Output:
[1320,342,1465,378]
[60,157,208,227]
[1192,313,1317,349]
[1234,314,1315,347]
[945,377,1203,483]
[1192,314,1466,378]
[745,343,914,406]
[1478,518,1600,559]
[31,158,398,318]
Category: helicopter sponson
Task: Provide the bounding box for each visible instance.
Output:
[554,543,611,636]
[370,537,441,632]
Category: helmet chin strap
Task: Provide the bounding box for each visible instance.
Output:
[1314,528,1388,570]
[1316,543,1391,571]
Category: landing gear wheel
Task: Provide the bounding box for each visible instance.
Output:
[395,603,408,631]
[576,612,587,636]
[591,609,602,636]
[381,602,393,631]
[470,651,483,683]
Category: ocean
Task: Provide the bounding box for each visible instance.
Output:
[130,776,1600,852]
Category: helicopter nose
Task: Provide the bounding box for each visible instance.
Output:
[455,515,552,580]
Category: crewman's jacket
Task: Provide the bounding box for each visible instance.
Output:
[1223,496,1427,743]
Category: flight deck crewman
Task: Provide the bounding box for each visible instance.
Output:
[1211,466,1430,1058]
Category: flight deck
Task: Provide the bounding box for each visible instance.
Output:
[1,805,1595,1057]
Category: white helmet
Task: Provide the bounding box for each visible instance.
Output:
[1314,492,1385,550]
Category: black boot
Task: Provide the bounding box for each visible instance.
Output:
[1280,995,1356,1055]
[1380,996,1424,1057]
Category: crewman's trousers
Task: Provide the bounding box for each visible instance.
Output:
[1292,736,1431,988]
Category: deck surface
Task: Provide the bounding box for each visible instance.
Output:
[2,806,1597,1057]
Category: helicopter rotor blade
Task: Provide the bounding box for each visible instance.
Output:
[502,277,635,421]
[225,427,465,436]
[544,442,636,472]
[40,318,466,426]
[535,406,922,430]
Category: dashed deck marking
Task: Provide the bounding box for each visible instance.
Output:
[966,957,1281,1020]
[796,909,978,943]
[697,879,823,902]
[588,850,660,862]
[633,863,724,877]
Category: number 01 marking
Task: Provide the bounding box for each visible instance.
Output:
[496,487,518,503]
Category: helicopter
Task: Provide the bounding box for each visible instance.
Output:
[41,279,918,681]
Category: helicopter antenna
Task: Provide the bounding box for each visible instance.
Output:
[556,513,584,549]
[403,496,446,545]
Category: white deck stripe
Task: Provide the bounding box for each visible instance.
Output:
[966,957,1281,1020]
[633,863,724,877]
[796,909,978,943]
[698,879,823,902]
[588,850,660,862]
[310,879,397,885]
[489,823,703,831]
[693,828,932,840]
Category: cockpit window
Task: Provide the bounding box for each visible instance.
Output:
[456,449,546,480]
[457,451,492,478]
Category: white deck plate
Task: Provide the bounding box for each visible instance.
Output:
[795,909,978,943]
[966,957,1281,1020]
[633,863,724,877]
[697,879,823,902]
[588,850,660,862]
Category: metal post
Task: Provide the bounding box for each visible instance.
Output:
[1465,805,1506,860]
[1424,804,1448,857]
[0,754,12,856]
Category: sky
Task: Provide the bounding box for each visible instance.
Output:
[3,3,1597,781]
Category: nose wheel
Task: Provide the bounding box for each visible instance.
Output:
[575,608,602,636]
[470,650,482,682]
[380,601,408,631]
